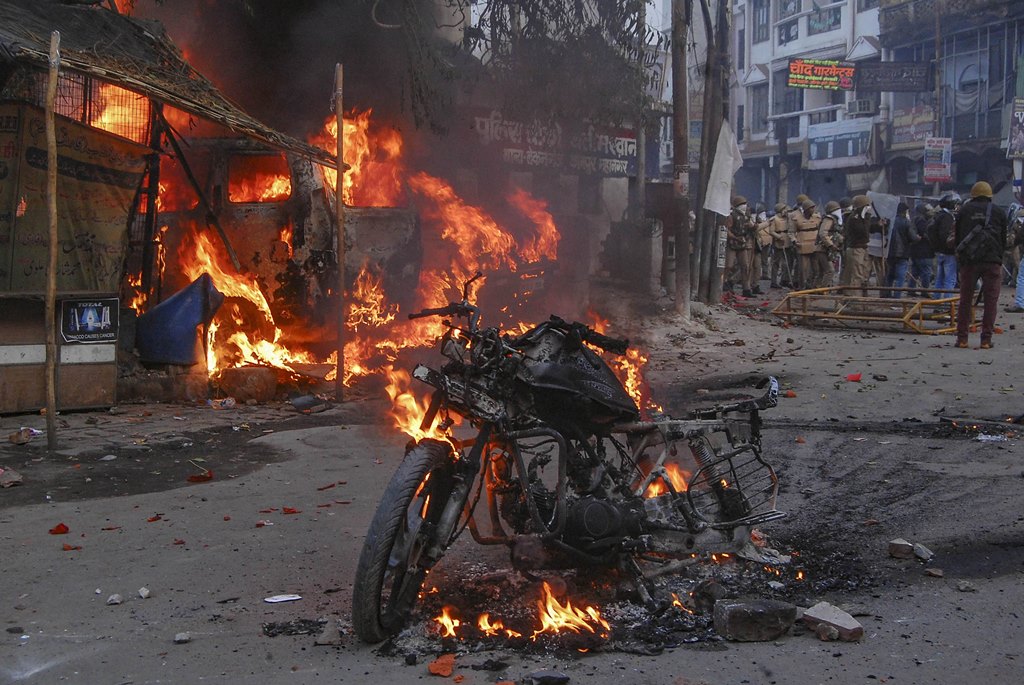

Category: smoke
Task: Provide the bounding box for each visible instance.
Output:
[132,0,412,136]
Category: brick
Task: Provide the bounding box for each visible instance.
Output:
[888,538,914,559]
[713,599,797,642]
[801,601,864,642]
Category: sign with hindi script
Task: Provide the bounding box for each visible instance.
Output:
[787,59,856,91]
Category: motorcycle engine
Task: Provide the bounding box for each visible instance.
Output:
[564,496,643,548]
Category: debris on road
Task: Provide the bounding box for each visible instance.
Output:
[262,618,325,637]
[174,632,192,644]
[925,568,945,578]
[264,594,302,603]
[801,602,863,642]
[49,522,70,535]
[913,543,934,561]
[139,587,151,599]
[428,653,455,676]
[888,538,914,559]
[8,427,42,444]
[106,594,123,605]
[0,466,24,487]
[313,619,344,645]
[713,599,797,642]
[957,581,978,593]
[529,670,571,685]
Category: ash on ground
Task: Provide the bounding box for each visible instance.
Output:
[377,535,875,660]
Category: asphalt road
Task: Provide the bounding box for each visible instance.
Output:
[3,289,1024,684]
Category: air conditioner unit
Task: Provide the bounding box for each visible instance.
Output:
[847,99,876,115]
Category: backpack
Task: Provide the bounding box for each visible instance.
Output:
[955,204,1001,263]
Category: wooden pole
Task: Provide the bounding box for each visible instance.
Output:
[334,64,346,402]
[671,0,691,318]
[44,31,60,451]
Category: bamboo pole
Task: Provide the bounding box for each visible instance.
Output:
[334,64,346,402]
[44,31,60,451]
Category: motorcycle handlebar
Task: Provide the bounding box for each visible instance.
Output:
[407,306,453,320]
[581,329,630,355]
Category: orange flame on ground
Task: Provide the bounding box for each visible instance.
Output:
[433,606,461,638]
[179,230,313,375]
[531,582,609,641]
[478,613,522,639]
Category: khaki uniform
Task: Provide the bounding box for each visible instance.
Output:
[793,210,821,289]
[724,209,754,292]
[767,214,795,286]
[814,215,840,288]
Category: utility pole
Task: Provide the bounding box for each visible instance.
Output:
[635,0,647,222]
[672,0,692,318]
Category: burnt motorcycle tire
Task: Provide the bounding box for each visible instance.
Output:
[351,439,456,643]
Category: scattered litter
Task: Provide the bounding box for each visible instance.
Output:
[290,394,331,414]
[262,618,325,637]
[186,460,214,483]
[139,587,151,599]
[8,427,43,445]
[173,632,191,644]
[106,594,123,606]
[529,671,571,685]
[471,659,509,671]
[255,520,274,528]
[317,482,337,491]
[852,437,867,442]
[801,601,863,642]
[49,523,69,535]
[99,454,117,461]
[428,653,455,677]
[846,373,862,382]
[0,467,24,487]
[62,543,82,551]
[264,594,302,603]
[795,436,806,444]
[956,580,978,593]
[314,620,344,645]
[783,390,797,398]
[282,507,301,515]
[147,514,163,523]
[208,397,236,409]
[913,543,934,562]
[976,434,1007,443]
[888,538,914,559]
[872,374,889,382]
[925,568,945,578]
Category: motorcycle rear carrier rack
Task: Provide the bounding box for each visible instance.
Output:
[686,442,782,530]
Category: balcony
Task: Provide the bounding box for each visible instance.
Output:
[879,0,1013,47]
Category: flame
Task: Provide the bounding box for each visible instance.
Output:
[507,187,559,263]
[90,83,146,142]
[383,366,454,442]
[126,272,146,312]
[178,230,313,375]
[311,109,405,207]
[585,309,661,414]
[228,155,291,203]
[531,582,609,641]
[278,225,294,259]
[477,613,522,639]
[348,264,397,330]
[433,606,461,638]
[642,462,691,498]
[670,592,695,614]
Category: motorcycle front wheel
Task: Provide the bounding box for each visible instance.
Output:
[351,439,457,642]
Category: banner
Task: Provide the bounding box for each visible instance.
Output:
[1,103,149,293]
[923,137,953,183]
[806,118,874,170]
[787,59,856,91]
[891,106,935,148]
[1008,97,1024,160]
[855,62,933,92]
[467,108,637,177]
[703,120,743,217]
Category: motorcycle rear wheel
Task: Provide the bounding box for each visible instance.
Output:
[351,439,456,642]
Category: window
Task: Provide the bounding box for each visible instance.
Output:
[778,20,799,46]
[808,6,841,35]
[752,0,770,43]
[750,84,769,133]
[777,0,801,20]
[857,0,879,10]
[228,153,292,203]
[737,104,746,142]
[737,28,746,71]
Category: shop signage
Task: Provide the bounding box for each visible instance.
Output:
[787,59,856,91]
[855,61,933,92]
[60,297,119,344]
[923,137,953,183]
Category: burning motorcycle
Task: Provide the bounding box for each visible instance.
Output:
[352,275,783,642]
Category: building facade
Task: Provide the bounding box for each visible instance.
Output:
[730,0,1024,209]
